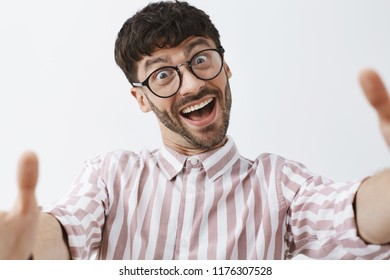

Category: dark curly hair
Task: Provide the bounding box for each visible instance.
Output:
[114,1,221,84]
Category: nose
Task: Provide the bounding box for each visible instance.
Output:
[177,64,206,96]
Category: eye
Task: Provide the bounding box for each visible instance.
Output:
[151,67,176,85]
[156,70,169,80]
[193,54,208,66]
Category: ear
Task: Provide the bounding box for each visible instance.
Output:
[224,62,232,79]
[131,87,152,113]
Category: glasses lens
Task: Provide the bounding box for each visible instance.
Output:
[190,49,223,80]
[145,49,223,98]
[149,67,180,97]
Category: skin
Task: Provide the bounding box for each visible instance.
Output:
[0,152,39,260]
[355,69,390,244]
[131,37,232,155]
[0,39,388,259]
[0,152,69,259]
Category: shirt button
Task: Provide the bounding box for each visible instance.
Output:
[180,240,188,247]
[190,157,199,165]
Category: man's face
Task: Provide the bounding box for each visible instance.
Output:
[132,36,232,154]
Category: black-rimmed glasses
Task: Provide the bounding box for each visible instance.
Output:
[132,47,225,98]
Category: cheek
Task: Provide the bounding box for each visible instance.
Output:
[148,96,176,115]
[212,70,229,88]
[159,101,175,114]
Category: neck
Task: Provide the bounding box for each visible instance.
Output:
[163,136,228,156]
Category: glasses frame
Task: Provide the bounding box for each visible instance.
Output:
[132,46,225,98]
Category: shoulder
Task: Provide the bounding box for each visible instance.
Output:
[84,148,160,174]
[251,153,315,186]
[251,152,287,174]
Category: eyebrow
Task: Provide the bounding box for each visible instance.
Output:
[143,37,212,73]
[184,37,212,56]
[144,57,170,73]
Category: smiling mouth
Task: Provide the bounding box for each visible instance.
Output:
[180,98,216,121]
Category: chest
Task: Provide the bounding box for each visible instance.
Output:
[102,163,286,259]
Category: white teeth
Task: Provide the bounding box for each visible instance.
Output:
[182,98,213,114]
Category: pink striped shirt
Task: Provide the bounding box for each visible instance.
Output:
[44,136,390,259]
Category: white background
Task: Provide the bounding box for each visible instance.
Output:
[0,0,389,209]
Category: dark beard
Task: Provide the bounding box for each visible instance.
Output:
[147,82,232,150]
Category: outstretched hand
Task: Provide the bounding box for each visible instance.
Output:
[0,152,39,259]
[360,69,390,148]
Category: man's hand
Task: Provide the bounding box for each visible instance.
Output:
[0,152,39,259]
[356,69,390,244]
[360,69,390,147]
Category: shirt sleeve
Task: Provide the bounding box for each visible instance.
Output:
[41,155,109,260]
[280,158,390,259]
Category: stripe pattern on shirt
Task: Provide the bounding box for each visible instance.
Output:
[43,136,390,259]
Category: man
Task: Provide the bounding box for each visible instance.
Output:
[0,1,390,260]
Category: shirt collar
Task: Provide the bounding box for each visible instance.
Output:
[157,136,240,182]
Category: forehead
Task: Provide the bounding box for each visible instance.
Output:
[138,36,217,73]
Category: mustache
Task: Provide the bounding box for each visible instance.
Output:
[175,87,221,111]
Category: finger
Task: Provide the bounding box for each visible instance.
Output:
[17,151,39,206]
[359,69,390,122]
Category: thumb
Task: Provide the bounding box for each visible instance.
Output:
[17,151,39,212]
[359,69,390,122]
